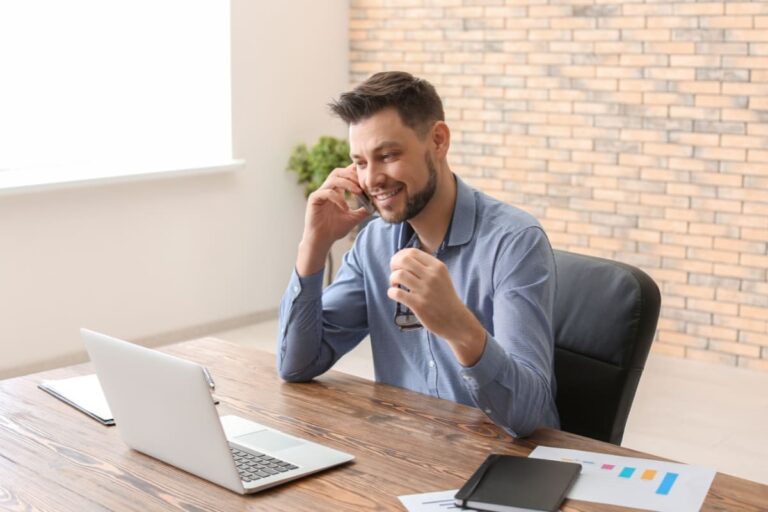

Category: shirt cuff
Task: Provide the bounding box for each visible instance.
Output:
[290,267,324,302]
[459,332,506,390]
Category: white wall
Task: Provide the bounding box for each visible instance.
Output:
[0,0,350,378]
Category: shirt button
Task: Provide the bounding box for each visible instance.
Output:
[428,360,435,368]
[293,285,300,294]
[484,408,492,414]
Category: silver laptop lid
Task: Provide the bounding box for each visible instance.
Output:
[81,329,243,493]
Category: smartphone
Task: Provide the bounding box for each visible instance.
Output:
[359,192,375,214]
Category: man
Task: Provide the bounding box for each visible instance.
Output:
[278,71,559,437]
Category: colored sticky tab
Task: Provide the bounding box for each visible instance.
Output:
[619,467,636,478]
[656,472,679,495]
[642,469,657,480]
[601,464,615,470]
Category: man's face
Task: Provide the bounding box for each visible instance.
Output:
[349,108,438,224]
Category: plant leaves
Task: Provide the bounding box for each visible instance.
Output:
[287,137,351,197]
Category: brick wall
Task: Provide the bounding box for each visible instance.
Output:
[349,0,768,371]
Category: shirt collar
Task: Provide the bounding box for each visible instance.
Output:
[447,174,476,247]
[396,174,477,250]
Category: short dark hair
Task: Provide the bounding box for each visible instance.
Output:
[329,71,444,136]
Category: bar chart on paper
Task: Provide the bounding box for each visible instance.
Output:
[560,455,679,496]
[529,446,716,512]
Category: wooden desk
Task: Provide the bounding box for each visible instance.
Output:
[0,338,764,511]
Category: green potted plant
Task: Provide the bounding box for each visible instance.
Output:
[287,136,350,197]
[287,136,351,285]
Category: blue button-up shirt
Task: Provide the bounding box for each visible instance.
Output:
[278,175,559,437]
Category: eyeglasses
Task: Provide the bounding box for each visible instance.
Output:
[394,294,423,331]
[394,233,424,331]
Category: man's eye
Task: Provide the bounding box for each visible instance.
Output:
[355,162,366,170]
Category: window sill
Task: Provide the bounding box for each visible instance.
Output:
[0,159,246,196]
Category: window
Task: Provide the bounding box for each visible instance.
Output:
[0,0,238,192]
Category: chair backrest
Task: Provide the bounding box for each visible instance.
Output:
[552,250,661,445]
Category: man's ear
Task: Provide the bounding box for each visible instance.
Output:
[431,121,450,159]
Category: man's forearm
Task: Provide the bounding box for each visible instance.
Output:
[295,237,331,277]
[277,270,331,381]
[444,308,487,367]
[460,336,555,437]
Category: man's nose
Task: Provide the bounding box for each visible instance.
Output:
[363,162,385,190]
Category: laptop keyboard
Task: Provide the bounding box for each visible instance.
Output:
[230,446,299,482]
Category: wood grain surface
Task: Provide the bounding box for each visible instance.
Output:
[0,338,765,511]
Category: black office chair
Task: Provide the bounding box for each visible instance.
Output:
[552,250,661,445]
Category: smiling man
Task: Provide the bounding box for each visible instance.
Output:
[277,72,559,437]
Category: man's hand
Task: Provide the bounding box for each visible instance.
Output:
[296,164,371,276]
[388,248,487,366]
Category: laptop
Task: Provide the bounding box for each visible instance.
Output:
[81,328,354,494]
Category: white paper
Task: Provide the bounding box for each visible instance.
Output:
[398,489,477,512]
[40,374,112,421]
[529,446,716,512]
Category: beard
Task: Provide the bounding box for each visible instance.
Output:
[378,151,438,224]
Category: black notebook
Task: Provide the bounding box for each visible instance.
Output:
[454,454,581,512]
